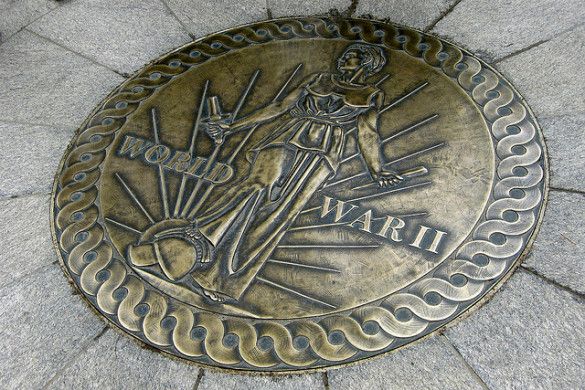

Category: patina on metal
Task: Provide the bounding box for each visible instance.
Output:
[51,17,547,372]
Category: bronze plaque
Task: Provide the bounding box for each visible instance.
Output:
[52,17,547,372]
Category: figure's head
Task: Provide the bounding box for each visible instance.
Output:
[336,43,386,78]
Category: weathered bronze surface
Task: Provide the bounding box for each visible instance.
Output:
[52,17,547,372]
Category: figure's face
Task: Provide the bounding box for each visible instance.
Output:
[338,50,363,74]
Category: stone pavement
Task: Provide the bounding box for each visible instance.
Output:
[0,0,583,388]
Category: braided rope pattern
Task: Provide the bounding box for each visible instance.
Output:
[52,17,546,371]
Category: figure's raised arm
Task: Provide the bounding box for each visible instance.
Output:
[225,73,318,133]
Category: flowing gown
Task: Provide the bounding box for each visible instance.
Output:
[190,73,382,300]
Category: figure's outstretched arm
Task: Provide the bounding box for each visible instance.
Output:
[356,91,403,187]
[227,73,317,132]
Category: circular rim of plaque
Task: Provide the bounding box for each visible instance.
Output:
[51,16,548,373]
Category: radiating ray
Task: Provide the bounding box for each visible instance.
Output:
[287,222,348,231]
[231,69,261,120]
[150,107,170,218]
[185,64,304,219]
[379,81,429,116]
[256,276,338,309]
[339,152,360,165]
[105,217,142,235]
[115,173,155,224]
[323,142,444,190]
[278,244,379,249]
[174,80,210,217]
[375,73,391,87]
[349,181,431,203]
[381,114,439,145]
[338,116,439,168]
[267,259,341,273]
[182,70,261,219]
[388,142,445,165]
[372,211,428,219]
[273,63,304,102]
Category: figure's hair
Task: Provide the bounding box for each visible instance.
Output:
[337,43,387,76]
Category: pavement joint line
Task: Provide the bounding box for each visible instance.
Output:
[0,1,62,48]
[439,334,491,390]
[0,115,86,129]
[0,191,52,202]
[322,371,330,389]
[266,0,273,19]
[493,20,585,64]
[41,325,111,390]
[0,118,76,132]
[24,28,130,78]
[192,369,205,390]
[519,266,585,302]
[424,0,466,32]
[538,112,585,121]
[549,186,585,197]
[343,0,359,17]
[157,0,197,41]
[0,262,58,293]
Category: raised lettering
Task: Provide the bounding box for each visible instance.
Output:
[144,145,171,164]
[348,210,373,232]
[163,151,191,172]
[409,225,448,254]
[376,215,405,242]
[117,135,152,158]
[185,157,207,177]
[320,196,358,222]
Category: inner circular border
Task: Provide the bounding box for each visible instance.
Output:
[51,16,547,372]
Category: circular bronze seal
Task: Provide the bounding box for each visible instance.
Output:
[52,17,547,372]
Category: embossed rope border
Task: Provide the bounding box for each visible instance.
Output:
[52,17,546,371]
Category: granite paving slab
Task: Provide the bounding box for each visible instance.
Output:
[328,336,487,390]
[523,190,585,295]
[0,30,125,128]
[431,0,585,62]
[0,122,72,198]
[0,0,57,43]
[47,329,200,389]
[28,0,191,75]
[355,0,458,31]
[164,0,268,38]
[0,265,105,389]
[267,0,352,17]
[446,270,585,389]
[198,370,325,390]
[0,195,54,289]
[495,24,585,119]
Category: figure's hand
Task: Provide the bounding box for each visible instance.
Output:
[374,170,404,187]
[204,120,230,145]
